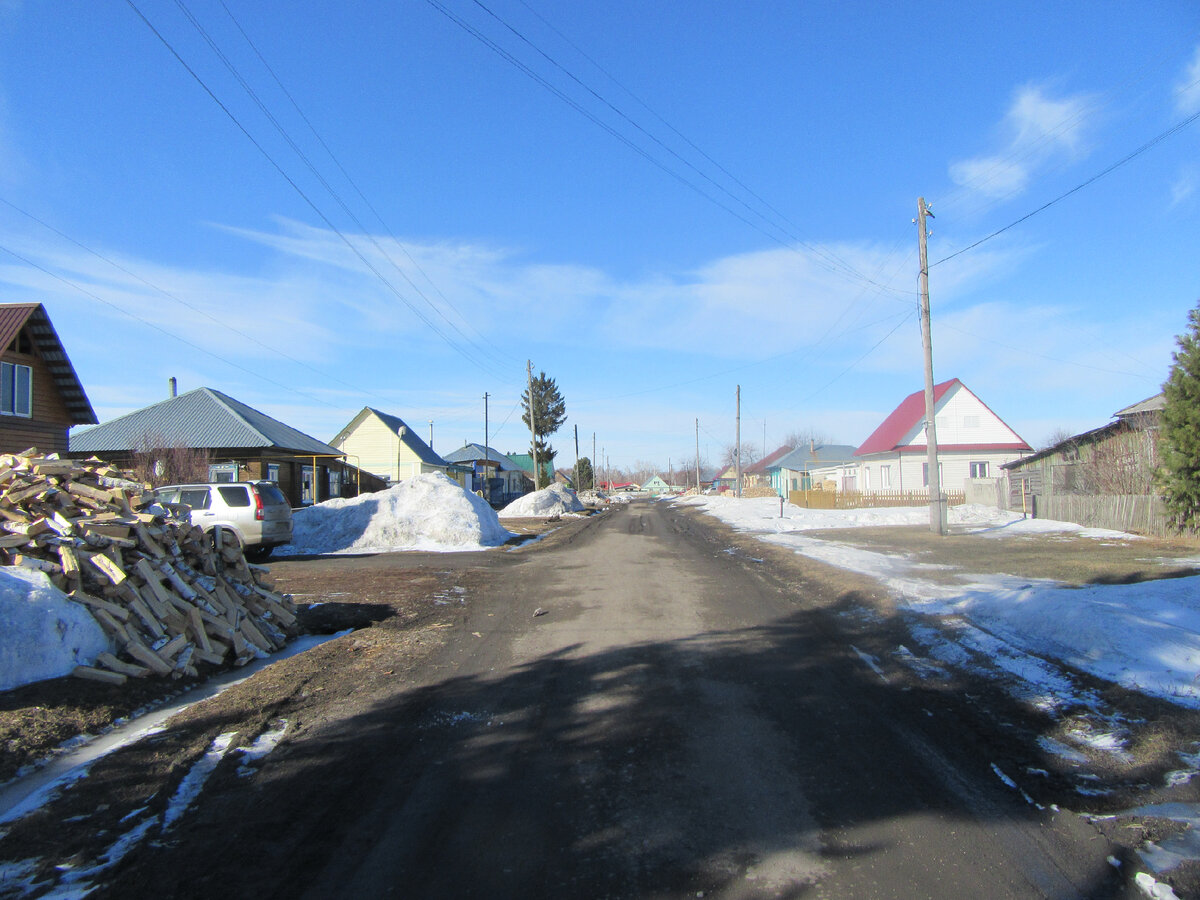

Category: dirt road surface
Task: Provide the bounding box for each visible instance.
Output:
[1,501,1141,898]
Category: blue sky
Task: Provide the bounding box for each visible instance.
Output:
[0,2,1198,473]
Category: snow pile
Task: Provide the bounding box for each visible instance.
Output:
[500,484,585,517]
[0,567,112,692]
[683,495,1200,707]
[281,473,513,555]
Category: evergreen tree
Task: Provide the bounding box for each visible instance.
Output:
[575,456,594,491]
[522,371,567,489]
[1159,301,1200,529]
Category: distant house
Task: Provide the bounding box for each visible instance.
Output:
[506,452,554,488]
[442,443,526,505]
[554,468,574,487]
[743,446,794,489]
[769,443,860,496]
[0,303,97,454]
[329,407,457,485]
[1002,393,1163,520]
[68,386,384,507]
[642,474,671,495]
[600,481,639,492]
[854,378,1032,492]
[711,465,737,492]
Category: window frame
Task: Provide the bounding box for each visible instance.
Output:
[0,362,32,418]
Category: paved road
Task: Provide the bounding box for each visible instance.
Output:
[91,500,1127,898]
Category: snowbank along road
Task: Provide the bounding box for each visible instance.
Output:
[1,500,1137,898]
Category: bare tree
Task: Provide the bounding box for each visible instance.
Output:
[781,427,832,449]
[1039,427,1076,451]
[130,433,212,487]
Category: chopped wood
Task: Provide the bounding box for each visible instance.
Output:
[1,452,301,688]
[72,665,127,685]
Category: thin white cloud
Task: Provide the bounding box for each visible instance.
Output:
[1175,44,1200,115]
[1171,166,1197,208]
[948,83,1095,201]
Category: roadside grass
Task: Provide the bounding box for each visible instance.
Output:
[800,524,1200,586]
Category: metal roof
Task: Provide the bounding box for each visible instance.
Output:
[0,303,97,425]
[771,444,860,470]
[70,387,339,455]
[442,443,520,471]
[331,407,449,467]
[1114,393,1164,419]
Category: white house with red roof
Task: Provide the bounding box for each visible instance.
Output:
[854,378,1032,493]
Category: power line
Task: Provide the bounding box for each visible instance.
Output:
[932,102,1200,268]
[126,0,517,384]
[0,240,335,408]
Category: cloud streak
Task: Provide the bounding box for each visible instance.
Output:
[948,83,1096,201]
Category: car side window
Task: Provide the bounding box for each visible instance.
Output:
[218,486,251,507]
[156,488,180,504]
[179,488,211,510]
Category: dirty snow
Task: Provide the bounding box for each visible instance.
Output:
[500,483,585,517]
[0,567,112,693]
[281,473,513,555]
[681,496,1200,709]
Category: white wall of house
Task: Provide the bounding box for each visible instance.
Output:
[857,450,1019,493]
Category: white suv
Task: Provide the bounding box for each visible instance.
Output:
[155,481,293,561]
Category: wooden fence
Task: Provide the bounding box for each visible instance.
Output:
[788,489,966,510]
[1043,493,1172,537]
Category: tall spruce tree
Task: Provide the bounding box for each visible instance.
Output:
[1159,301,1200,529]
[521,371,567,489]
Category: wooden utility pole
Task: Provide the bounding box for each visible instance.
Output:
[735,385,743,498]
[694,418,701,492]
[593,432,597,491]
[917,197,945,535]
[483,393,490,501]
[573,424,579,490]
[527,360,540,490]
[428,420,434,452]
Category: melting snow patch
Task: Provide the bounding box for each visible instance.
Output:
[163,732,237,829]
[1037,735,1090,765]
[850,646,888,683]
[1135,872,1181,899]
[236,720,288,777]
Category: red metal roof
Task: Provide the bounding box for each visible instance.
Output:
[745,444,794,475]
[854,379,960,456]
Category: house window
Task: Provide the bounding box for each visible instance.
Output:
[921,462,944,487]
[208,462,238,483]
[880,465,891,489]
[969,461,989,478]
[329,469,342,498]
[0,362,32,417]
[863,468,871,491]
[964,415,980,428]
[266,463,280,482]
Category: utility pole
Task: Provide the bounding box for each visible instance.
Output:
[735,385,743,498]
[917,197,945,535]
[695,418,701,493]
[593,432,597,491]
[483,393,490,501]
[428,419,434,452]
[573,424,579,490]
[527,360,540,490]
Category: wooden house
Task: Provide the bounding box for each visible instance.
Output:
[68,386,385,507]
[743,445,794,488]
[0,303,97,454]
[329,407,456,484]
[854,378,1031,492]
[769,443,860,496]
[442,443,526,506]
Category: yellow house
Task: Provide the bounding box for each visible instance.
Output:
[330,407,455,485]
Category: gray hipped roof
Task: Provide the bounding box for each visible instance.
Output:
[771,444,859,471]
[70,387,340,456]
[442,443,520,471]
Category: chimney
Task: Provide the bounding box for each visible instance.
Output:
[169,377,177,398]
[810,438,815,453]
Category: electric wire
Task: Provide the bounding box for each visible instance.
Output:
[126,0,516,385]
[932,102,1200,268]
[0,240,334,408]
[172,0,515,379]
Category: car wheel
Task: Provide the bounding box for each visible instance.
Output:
[245,545,273,563]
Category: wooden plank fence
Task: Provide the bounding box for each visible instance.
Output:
[788,489,966,510]
[1044,494,1172,538]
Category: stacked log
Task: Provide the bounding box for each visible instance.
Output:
[0,449,299,685]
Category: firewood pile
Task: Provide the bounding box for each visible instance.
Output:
[0,450,299,685]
